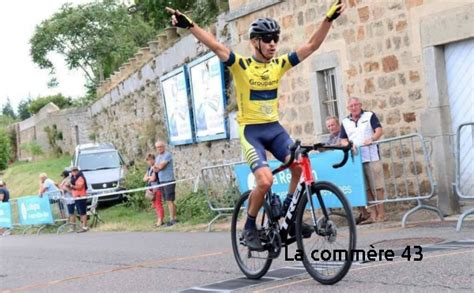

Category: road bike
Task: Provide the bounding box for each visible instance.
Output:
[231,140,356,284]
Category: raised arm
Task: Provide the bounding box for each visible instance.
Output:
[295,1,345,62]
[166,7,230,62]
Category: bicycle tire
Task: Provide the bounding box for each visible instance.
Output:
[295,181,356,285]
[231,191,273,279]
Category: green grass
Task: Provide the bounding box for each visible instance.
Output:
[1,155,71,198]
[95,202,225,232]
[1,156,226,233]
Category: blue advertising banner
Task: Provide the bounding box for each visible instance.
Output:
[17,196,54,225]
[0,202,12,228]
[234,150,367,208]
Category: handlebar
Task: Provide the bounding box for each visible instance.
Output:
[272,140,354,175]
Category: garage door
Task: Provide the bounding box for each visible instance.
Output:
[444,38,474,196]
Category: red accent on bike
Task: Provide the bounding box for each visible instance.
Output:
[301,156,314,185]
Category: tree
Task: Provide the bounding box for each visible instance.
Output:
[130,0,221,30]
[17,98,32,120]
[0,128,11,170]
[1,98,16,119]
[28,94,73,115]
[30,0,156,94]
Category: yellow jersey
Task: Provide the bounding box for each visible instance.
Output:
[224,51,300,125]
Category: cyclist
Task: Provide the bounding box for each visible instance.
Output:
[166,1,345,250]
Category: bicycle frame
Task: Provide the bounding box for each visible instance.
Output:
[267,141,352,244]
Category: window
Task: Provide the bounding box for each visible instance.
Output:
[309,51,344,137]
[320,68,340,129]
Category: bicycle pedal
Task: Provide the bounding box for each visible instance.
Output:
[285,236,297,246]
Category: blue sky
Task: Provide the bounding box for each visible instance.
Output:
[0,0,94,111]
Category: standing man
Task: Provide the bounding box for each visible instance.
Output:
[70,166,89,233]
[0,180,9,203]
[166,0,345,250]
[340,97,385,224]
[0,180,10,235]
[154,141,177,227]
[325,116,341,146]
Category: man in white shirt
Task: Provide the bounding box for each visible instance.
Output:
[340,97,385,224]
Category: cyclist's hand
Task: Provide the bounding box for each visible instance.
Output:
[165,7,194,29]
[326,0,345,22]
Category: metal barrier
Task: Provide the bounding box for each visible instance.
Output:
[200,134,443,229]
[363,133,443,227]
[56,193,103,234]
[37,190,68,234]
[454,122,474,231]
[200,162,243,231]
[1,177,198,235]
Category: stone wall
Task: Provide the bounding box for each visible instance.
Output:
[17,104,91,158]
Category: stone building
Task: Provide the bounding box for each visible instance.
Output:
[15,0,473,214]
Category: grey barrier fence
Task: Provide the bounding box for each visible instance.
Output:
[200,162,243,231]
[454,122,474,231]
[200,133,443,230]
[5,190,94,235]
[363,133,443,227]
[5,190,68,235]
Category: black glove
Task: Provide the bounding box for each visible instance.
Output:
[326,0,342,22]
[173,11,194,29]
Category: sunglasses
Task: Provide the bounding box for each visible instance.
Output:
[259,34,280,44]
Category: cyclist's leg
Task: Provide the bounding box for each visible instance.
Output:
[266,123,302,213]
[266,123,311,236]
[247,167,273,218]
[239,125,272,250]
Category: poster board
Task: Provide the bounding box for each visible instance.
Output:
[188,52,228,142]
[160,67,194,145]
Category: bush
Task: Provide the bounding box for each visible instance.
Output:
[123,163,149,211]
[20,141,43,160]
[0,128,11,170]
[176,190,217,224]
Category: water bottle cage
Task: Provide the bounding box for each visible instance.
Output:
[270,194,282,220]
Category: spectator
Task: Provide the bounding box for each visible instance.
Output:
[144,153,164,227]
[0,180,9,203]
[59,170,77,231]
[325,116,341,146]
[70,166,89,233]
[39,173,65,218]
[0,180,10,236]
[340,97,385,224]
[154,141,177,227]
[38,172,59,196]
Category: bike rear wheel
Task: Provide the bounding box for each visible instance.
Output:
[295,181,356,285]
[231,191,273,279]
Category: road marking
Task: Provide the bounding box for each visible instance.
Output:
[2,250,230,293]
[252,249,474,292]
[187,287,232,292]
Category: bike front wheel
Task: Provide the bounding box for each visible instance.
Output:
[295,181,356,285]
[231,191,273,279]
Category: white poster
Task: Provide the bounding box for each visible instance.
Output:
[189,53,227,141]
[161,69,193,145]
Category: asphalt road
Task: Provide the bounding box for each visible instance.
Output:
[1,219,473,292]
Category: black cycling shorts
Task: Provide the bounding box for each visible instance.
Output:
[239,121,293,172]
